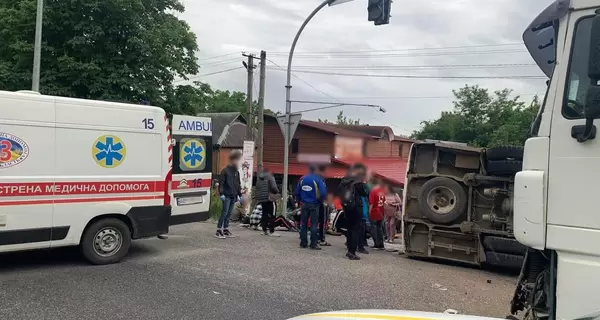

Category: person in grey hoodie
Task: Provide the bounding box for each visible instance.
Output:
[254,167,280,236]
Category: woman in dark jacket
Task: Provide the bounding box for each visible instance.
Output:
[254,167,280,236]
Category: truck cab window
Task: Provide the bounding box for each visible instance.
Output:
[563,16,593,119]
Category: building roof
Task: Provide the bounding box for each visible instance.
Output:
[218,122,257,148]
[264,114,410,142]
[300,120,375,138]
[333,158,408,186]
[257,158,407,186]
[335,125,390,137]
[255,162,348,179]
[394,135,415,143]
[196,112,247,144]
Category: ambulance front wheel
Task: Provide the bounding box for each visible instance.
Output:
[81,218,132,265]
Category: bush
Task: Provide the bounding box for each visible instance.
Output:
[209,189,222,221]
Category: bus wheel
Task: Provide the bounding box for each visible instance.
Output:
[81,218,132,265]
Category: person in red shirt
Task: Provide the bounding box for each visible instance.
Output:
[368,179,386,250]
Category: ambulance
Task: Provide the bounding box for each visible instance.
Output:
[169,115,213,225]
[0,90,172,265]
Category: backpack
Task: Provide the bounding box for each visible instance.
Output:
[340,181,357,208]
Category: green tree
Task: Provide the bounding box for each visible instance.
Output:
[319,111,361,125]
[0,0,280,119]
[0,0,198,114]
[412,85,539,147]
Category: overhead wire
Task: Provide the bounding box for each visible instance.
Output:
[325,93,539,100]
[266,68,546,80]
[289,63,538,70]
[174,66,244,83]
[266,58,341,102]
[266,58,413,134]
[269,42,524,54]
[197,52,240,61]
[269,49,528,59]
[199,57,241,68]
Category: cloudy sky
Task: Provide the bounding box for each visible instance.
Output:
[179,0,552,136]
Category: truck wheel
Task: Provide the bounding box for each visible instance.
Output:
[486,160,523,176]
[486,146,524,161]
[483,236,527,255]
[418,177,467,224]
[81,218,132,265]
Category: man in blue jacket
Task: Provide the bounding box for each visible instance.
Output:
[295,165,327,250]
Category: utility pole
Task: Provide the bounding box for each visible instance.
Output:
[282,0,332,209]
[242,53,256,140]
[32,0,44,92]
[257,51,267,172]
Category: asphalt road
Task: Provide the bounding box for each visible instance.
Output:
[0,222,517,320]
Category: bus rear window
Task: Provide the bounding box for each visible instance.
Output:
[172,136,213,174]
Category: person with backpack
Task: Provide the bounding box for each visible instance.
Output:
[254,167,280,237]
[295,165,327,250]
[337,163,369,260]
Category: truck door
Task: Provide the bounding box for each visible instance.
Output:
[547,11,600,239]
[545,8,600,319]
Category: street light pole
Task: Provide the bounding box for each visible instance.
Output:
[283,0,338,207]
[32,0,44,92]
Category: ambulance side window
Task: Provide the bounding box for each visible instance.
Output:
[172,136,213,174]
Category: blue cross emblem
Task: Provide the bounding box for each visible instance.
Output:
[94,136,126,168]
[181,139,205,169]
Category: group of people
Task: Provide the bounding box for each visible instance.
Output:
[216,151,284,238]
[295,163,402,260]
[215,150,403,261]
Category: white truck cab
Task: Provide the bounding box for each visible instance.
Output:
[513,0,600,319]
[169,115,213,225]
[0,91,172,264]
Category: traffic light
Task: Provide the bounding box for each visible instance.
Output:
[367,0,391,26]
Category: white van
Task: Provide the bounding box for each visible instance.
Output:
[0,91,172,264]
[169,115,213,224]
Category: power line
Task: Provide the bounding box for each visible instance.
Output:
[266,58,340,101]
[266,58,413,133]
[290,63,538,70]
[198,67,244,77]
[328,93,539,100]
[197,52,239,61]
[200,57,241,67]
[266,68,546,80]
[269,49,528,59]
[174,67,244,83]
[269,43,524,54]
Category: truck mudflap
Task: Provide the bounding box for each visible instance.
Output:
[126,205,171,239]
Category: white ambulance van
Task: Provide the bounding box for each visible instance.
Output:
[169,115,212,224]
[0,90,172,265]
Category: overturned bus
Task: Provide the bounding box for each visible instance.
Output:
[402,141,526,268]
